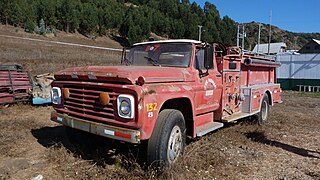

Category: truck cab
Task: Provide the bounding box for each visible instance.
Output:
[50,39,281,167]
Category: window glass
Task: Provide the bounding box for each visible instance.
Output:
[194,48,213,70]
[127,43,192,67]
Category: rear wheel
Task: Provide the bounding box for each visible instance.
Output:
[147,109,186,168]
[257,94,270,125]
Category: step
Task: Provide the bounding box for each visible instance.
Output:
[221,112,252,122]
[196,121,224,137]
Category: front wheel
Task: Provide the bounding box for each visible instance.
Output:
[147,109,186,168]
[257,94,270,125]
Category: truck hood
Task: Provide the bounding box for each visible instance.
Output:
[54,66,194,84]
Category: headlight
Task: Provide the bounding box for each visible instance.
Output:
[120,100,131,115]
[117,95,134,119]
[51,87,62,104]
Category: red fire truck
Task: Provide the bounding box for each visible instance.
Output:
[50,39,282,167]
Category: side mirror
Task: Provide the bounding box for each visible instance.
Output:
[204,45,213,69]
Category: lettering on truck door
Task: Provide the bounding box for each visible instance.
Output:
[194,48,222,115]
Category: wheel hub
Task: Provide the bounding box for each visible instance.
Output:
[167,125,182,163]
[261,101,268,121]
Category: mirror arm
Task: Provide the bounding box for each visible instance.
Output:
[197,66,209,78]
[199,68,209,78]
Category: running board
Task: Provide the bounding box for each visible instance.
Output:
[196,122,224,137]
[221,111,258,122]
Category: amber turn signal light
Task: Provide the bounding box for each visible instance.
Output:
[99,92,110,106]
[63,88,70,99]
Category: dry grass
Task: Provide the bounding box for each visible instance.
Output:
[0,25,122,74]
[0,26,319,179]
[1,93,319,179]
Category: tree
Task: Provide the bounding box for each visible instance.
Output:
[79,3,99,34]
[220,16,237,45]
[37,0,58,28]
[39,18,46,34]
[170,19,185,39]
[0,0,12,25]
[0,0,246,46]
[128,25,142,45]
[120,6,151,45]
[203,2,221,43]
[57,0,80,33]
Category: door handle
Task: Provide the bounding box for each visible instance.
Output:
[216,74,222,77]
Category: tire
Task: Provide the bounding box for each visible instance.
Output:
[257,94,270,125]
[147,109,186,168]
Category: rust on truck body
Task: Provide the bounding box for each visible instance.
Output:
[51,40,282,143]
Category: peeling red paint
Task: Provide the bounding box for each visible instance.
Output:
[51,41,282,142]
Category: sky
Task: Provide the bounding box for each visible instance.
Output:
[193,0,320,33]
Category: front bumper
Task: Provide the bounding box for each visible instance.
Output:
[51,111,140,143]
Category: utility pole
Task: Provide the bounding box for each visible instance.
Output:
[237,25,240,47]
[242,26,245,49]
[257,23,262,54]
[198,25,203,41]
[267,10,272,55]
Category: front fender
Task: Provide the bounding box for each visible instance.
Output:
[138,84,195,140]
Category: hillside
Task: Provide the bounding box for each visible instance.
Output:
[0,1,320,48]
[243,22,320,50]
[0,0,237,46]
[0,25,122,74]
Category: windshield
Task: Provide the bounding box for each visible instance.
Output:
[126,43,192,67]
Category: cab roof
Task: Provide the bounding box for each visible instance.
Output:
[133,39,202,46]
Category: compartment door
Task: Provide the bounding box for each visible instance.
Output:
[222,60,241,118]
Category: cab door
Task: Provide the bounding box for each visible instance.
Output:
[193,47,222,115]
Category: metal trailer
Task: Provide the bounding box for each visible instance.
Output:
[0,64,32,104]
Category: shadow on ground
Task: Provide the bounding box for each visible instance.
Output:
[31,126,147,169]
[245,131,320,159]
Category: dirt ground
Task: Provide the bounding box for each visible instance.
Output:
[0,25,319,179]
[0,91,319,179]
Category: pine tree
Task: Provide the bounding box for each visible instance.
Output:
[0,0,244,46]
[80,3,99,35]
[57,0,79,33]
[203,2,221,43]
[39,18,46,34]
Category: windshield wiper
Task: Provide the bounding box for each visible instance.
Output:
[144,56,160,66]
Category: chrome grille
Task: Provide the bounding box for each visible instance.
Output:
[59,85,119,121]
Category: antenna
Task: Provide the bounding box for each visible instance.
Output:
[267,10,272,55]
